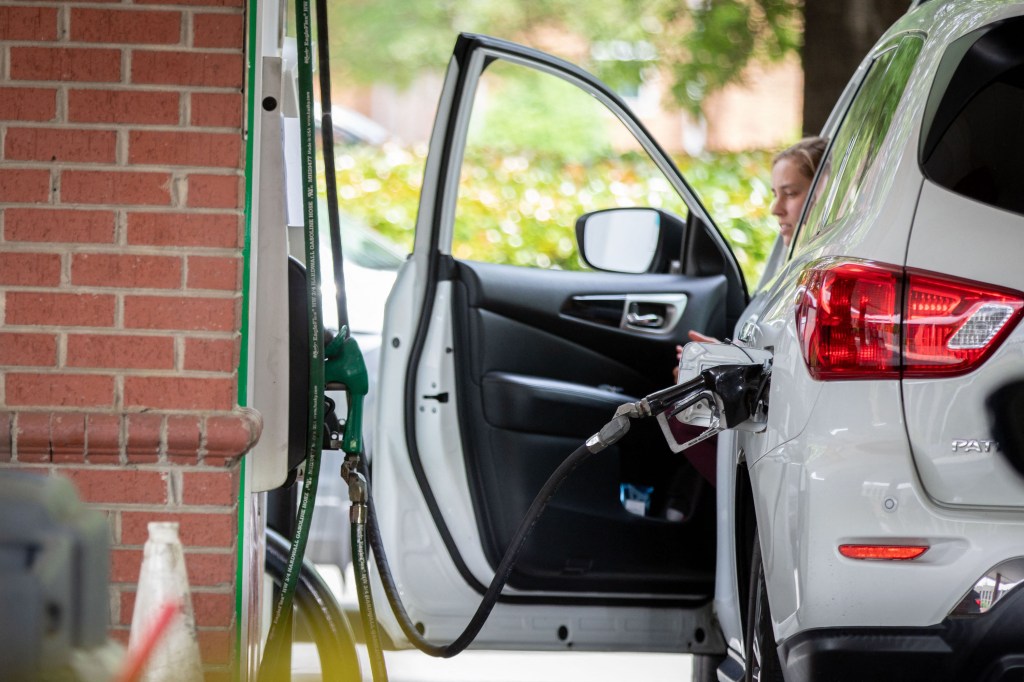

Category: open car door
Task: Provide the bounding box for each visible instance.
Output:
[373,33,747,655]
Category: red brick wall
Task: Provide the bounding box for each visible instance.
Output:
[0,1,256,677]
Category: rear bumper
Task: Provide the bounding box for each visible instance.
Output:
[779,585,1024,682]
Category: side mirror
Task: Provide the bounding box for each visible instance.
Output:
[576,208,684,274]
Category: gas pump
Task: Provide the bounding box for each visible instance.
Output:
[243,0,356,678]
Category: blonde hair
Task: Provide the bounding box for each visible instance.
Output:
[773,136,827,180]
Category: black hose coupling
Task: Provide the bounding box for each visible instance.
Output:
[586,414,632,453]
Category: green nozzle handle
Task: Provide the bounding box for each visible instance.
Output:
[325,328,368,454]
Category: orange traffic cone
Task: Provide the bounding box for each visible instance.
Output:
[124,522,204,682]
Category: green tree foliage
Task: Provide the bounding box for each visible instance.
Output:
[320,1,799,287]
[323,143,778,287]
[326,0,802,114]
[473,68,612,162]
[667,0,802,115]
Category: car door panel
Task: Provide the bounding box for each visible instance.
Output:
[450,259,722,594]
[374,32,744,651]
[458,261,730,382]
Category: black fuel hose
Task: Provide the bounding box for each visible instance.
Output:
[359,414,631,658]
[314,0,348,331]
[352,510,389,680]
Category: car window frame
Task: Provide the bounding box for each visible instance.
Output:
[789,32,925,256]
[449,57,691,273]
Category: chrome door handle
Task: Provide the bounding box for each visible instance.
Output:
[625,312,664,328]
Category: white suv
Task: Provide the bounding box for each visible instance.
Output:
[371,2,1024,680]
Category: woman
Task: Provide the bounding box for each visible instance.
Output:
[767,135,828,248]
[665,136,830,479]
[685,136,828,346]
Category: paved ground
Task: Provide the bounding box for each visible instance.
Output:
[292,563,694,681]
[293,643,693,681]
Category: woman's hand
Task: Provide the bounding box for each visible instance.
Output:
[687,330,718,343]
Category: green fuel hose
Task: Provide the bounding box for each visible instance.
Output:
[258,0,325,677]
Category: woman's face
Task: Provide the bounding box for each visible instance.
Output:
[770,157,812,246]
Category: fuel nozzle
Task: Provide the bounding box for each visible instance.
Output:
[614,342,772,453]
[660,362,771,452]
[324,325,368,454]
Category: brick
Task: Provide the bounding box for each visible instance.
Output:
[64,468,168,505]
[197,628,232,664]
[5,208,115,243]
[0,412,11,462]
[72,253,182,289]
[183,552,234,587]
[5,127,116,164]
[15,412,51,462]
[110,551,233,595]
[51,412,87,462]
[132,51,242,88]
[0,87,57,122]
[193,13,243,49]
[7,373,115,408]
[10,47,121,83]
[202,663,231,679]
[0,333,57,367]
[204,413,258,460]
[67,334,175,370]
[71,8,181,45]
[0,6,58,41]
[69,89,179,125]
[191,592,232,627]
[184,337,238,373]
[126,413,162,463]
[137,0,242,6]
[186,174,240,209]
[182,469,237,506]
[0,169,51,204]
[124,295,237,332]
[114,547,227,587]
[109,548,143,583]
[86,413,122,463]
[61,170,172,206]
[166,415,200,463]
[124,376,236,411]
[117,592,134,627]
[190,92,241,128]
[129,131,241,169]
[0,252,61,286]
[187,256,239,291]
[120,510,233,547]
[127,212,240,248]
[7,292,115,327]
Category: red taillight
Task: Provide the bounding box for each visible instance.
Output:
[838,544,928,560]
[904,272,1024,377]
[796,261,901,379]
[796,260,1024,380]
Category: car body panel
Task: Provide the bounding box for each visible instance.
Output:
[751,379,1024,638]
[903,182,1024,508]
[729,0,1024,673]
